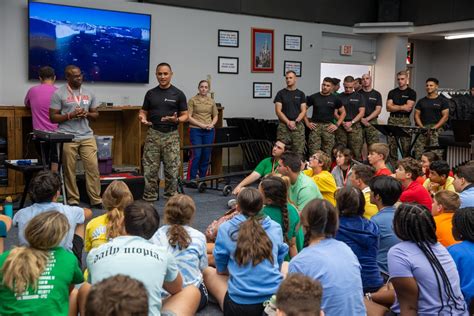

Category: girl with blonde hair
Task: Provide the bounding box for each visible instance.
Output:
[0,211,83,315]
[85,180,133,251]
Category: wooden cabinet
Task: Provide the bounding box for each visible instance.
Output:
[0,107,17,196]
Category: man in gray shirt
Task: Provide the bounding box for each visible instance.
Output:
[50,65,102,207]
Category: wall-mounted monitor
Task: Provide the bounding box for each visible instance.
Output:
[28,1,152,83]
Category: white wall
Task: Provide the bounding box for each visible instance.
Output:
[0,0,361,120]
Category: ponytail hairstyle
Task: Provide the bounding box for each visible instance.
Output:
[164,194,195,250]
[393,203,466,313]
[102,180,133,239]
[259,175,290,244]
[234,187,274,266]
[2,211,69,294]
[301,199,339,247]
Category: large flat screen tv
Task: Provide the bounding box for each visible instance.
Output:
[28,1,151,83]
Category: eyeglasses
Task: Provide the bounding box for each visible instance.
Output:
[309,155,319,161]
[69,73,83,78]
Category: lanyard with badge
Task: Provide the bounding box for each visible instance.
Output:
[67,84,83,108]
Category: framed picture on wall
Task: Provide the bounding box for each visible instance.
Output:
[218,56,239,74]
[284,60,302,77]
[218,29,239,47]
[284,35,302,51]
[251,28,274,73]
[253,82,272,98]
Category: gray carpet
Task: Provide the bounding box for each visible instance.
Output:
[4,177,248,316]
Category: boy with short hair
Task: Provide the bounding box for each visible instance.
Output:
[276,273,323,316]
[424,160,455,195]
[350,164,379,219]
[367,143,391,176]
[395,157,433,210]
[432,190,461,247]
[304,150,337,206]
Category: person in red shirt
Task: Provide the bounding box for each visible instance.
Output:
[395,157,432,210]
[367,143,392,176]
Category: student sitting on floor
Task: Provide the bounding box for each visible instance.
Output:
[395,157,432,211]
[423,160,456,195]
[150,194,209,312]
[85,180,133,252]
[0,213,12,254]
[335,186,384,294]
[368,143,392,176]
[84,201,200,316]
[419,151,440,184]
[0,211,84,315]
[289,199,366,315]
[454,163,474,208]
[449,207,474,314]
[331,147,359,189]
[12,171,92,263]
[204,188,288,316]
[275,273,324,316]
[85,275,149,316]
[350,164,379,219]
[259,175,303,260]
[303,150,337,206]
[432,190,461,247]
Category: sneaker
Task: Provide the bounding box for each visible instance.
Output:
[142,196,158,203]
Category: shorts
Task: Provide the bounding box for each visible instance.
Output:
[72,234,84,267]
[223,292,265,316]
[197,282,209,311]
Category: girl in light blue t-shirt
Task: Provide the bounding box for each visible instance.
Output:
[150,194,208,311]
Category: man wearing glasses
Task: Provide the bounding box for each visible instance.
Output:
[50,65,102,208]
[232,140,287,195]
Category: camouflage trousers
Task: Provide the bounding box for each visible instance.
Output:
[413,125,443,159]
[307,122,336,156]
[142,128,180,201]
[363,118,380,147]
[388,116,411,167]
[335,122,364,160]
[277,122,305,156]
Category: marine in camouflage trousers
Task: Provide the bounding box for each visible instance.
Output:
[307,122,336,156]
[363,118,380,147]
[387,116,411,167]
[335,122,364,160]
[277,122,305,156]
[142,128,180,201]
[413,124,443,160]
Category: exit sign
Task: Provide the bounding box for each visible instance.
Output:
[340,45,353,56]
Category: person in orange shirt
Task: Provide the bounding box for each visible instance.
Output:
[432,190,461,247]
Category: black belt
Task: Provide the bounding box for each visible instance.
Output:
[390,113,410,118]
[152,125,177,133]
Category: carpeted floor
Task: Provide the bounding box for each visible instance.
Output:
[4,176,248,316]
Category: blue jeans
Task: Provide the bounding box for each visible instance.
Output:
[187,128,215,180]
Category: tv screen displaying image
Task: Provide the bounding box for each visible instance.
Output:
[28,2,151,83]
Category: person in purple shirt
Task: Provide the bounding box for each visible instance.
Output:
[24,66,58,170]
[388,203,468,315]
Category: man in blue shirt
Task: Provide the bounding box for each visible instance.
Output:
[454,164,474,208]
[369,175,403,274]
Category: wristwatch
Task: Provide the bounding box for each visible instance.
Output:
[351,120,355,124]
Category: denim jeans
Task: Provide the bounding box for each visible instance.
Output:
[187,127,215,180]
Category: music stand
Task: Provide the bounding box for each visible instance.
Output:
[372,124,411,158]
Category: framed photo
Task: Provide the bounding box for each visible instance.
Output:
[218,56,239,74]
[251,28,274,73]
[253,82,272,99]
[284,35,302,51]
[218,29,239,48]
[284,60,302,77]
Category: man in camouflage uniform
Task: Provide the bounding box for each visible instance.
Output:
[335,76,365,161]
[139,63,188,201]
[305,77,346,156]
[386,70,417,167]
[359,73,382,147]
[413,77,449,159]
[274,71,307,156]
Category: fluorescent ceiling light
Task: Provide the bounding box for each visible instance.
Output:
[445,33,474,40]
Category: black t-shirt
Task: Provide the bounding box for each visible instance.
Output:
[415,95,449,125]
[359,89,382,118]
[387,87,417,115]
[338,92,364,121]
[306,93,342,123]
[274,88,306,121]
[142,85,187,127]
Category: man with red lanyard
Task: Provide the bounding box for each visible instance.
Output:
[50,65,102,208]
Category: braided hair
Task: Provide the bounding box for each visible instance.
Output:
[452,207,474,242]
[393,203,466,314]
[260,176,290,244]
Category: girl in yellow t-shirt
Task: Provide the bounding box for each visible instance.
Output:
[85,180,133,251]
